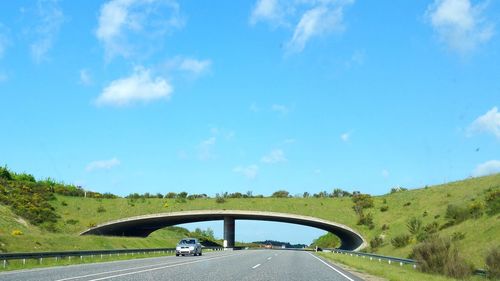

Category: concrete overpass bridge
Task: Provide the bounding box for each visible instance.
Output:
[80,210,367,251]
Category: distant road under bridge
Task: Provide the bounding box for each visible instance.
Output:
[80,210,367,251]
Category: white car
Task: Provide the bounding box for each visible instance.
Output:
[176,238,202,256]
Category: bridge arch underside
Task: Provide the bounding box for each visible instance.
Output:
[80,211,366,251]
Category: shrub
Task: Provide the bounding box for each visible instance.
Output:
[97,206,106,213]
[380,205,389,212]
[407,217,422,235]
[451,232,466,241]
[215,193,226,203]
[417,232,439,242]
[422,211,428,217]
[87,222,96,228]
[403,202,411,207]
[410,237,471,279]
[13,173,36,182]
[352,194,374,209]
[177,192,188,199]
[61,201,68,206]
[485,247,500,279]
[11,229,23,236]
[423,222,439,234]
[468,201,484,219]
[66,219,79,225]
[381,224,390,231]
[370,236,384,249]
[0,166,13,180]
[331,188,351,197]
[391,234,411,248]
[163,202,169,208]
[445,204,469,223]
[271,190,290,198]
[357,213,374,229]
[485,189,500,216]
[165,192,177,199]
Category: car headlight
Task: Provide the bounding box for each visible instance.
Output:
[189,246,194,250]
[176,247,181,250]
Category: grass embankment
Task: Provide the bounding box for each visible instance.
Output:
[317,252,484,281]
[0,172,499,270]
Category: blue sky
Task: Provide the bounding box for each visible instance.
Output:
[1,0,499,243]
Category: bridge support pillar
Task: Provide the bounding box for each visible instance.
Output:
[223,216,235,249]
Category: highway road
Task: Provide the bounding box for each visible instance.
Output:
[0,250,364,281]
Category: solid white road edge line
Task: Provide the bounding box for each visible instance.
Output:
[308,252,355,281]
[252,264,261,269]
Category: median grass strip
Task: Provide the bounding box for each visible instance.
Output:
[316,252,484,281]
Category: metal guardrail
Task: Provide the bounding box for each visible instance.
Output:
[323,248,416,266]
[0,247,224,268]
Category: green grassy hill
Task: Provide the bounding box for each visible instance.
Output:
[0,170,499,269]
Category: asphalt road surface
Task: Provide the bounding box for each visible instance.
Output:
[0,250,364,281]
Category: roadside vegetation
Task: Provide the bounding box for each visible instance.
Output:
[317,252,484,281]
[0,165,499,276]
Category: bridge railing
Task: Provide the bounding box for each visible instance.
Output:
[0,246,224,269]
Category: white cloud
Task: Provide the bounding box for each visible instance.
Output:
[426,0,494,53]
[261,149,287,164]
[233,165,259,179]
[467,107,500,139]
[96,66,173,106]
[86,157,120,172]
[472,160,500,177]
[198,137,216,160]
[340,132,350,142]
[30,0,64,63]
[250,0,354,53]
[96,0,184,60]
[178,58,212,75]
[250,0,283,26]
[286,6,345,53]
[271,104,289,115]
[79,69,92,86]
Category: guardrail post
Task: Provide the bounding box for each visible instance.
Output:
[413,264,417,269]
[39,258,42,264]
[55,256,58,262]
[388,260,391,264]
[69,256,71,261]
[101,254,103,259]
[3,260,6,269]
[400,262,403,266]
[23,259,26,266]
[80,256,83,261]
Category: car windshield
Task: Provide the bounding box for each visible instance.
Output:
[180,239,196,245]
